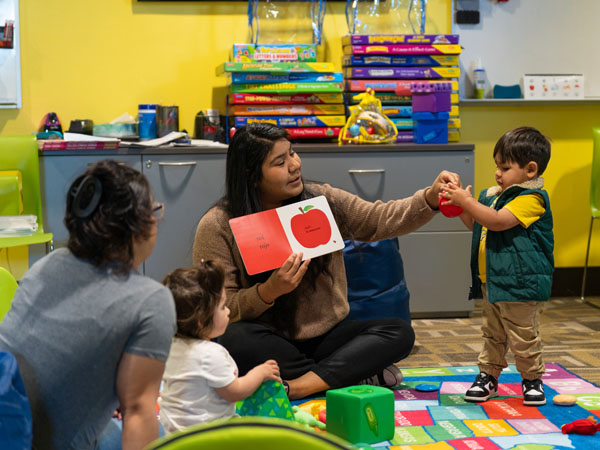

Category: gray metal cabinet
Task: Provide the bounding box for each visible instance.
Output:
[37,154,142,263]
[297,148,474,317]
[141,153,226,281]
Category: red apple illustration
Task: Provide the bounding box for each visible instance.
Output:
[290,205,331,248]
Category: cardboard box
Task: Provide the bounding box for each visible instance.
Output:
[523,74,584,99]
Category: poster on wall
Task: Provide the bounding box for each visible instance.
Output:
[0,0,20,108]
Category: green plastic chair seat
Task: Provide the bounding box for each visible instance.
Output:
[147,417,353,450]
[0,267,18,321]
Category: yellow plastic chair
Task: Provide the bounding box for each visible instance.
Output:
[0,267,18,321]
[581,128,600,301]
[0,136,53,252]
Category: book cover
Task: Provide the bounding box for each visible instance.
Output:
[342,54,459,67]
[233,44,317,63]
[230,104,345,116]
[346,79,458,94]
[230,93,344,105]
[344,67,460,80]
[234,115,346,128]
[231,72,343,84]
[229,196,344,275]
[343,44,462,56]
[218,62,335,75]
[230,82,344,94]
[342,34,459,46]
[286,127,341,139]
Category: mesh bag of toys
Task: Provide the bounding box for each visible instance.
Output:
[339,89,398,145]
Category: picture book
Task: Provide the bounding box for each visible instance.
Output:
[229,196,344,275]
[218,62,335,75]
[234,115,346,128]
[344,67,460,80]
[342,34,459,46]
[343,44,462,56]
[342,54,459,67]
[230,93,344,105]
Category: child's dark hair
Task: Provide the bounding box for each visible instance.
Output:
[493,126,551,175]
[162,261,225,339]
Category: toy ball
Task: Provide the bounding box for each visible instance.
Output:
[367,126,375,135]
[438,193,463,218]
[349,124,360,137]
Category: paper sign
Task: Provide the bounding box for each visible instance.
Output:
[229,196,344,275]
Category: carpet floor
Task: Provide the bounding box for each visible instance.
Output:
[402,297,600,386]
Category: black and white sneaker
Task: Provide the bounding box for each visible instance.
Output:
[464,372,498,402]
[522,379,546,406]
[360,365,404,388]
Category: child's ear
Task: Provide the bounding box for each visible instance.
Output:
[526,161,539,179]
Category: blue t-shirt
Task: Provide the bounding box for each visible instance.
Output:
[0,248,176,450]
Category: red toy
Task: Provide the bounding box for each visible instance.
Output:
[438,193,463,218]
[561,416,600,435]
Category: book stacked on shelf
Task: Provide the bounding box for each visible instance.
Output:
[342,34,462,143]
[221,49,345,141]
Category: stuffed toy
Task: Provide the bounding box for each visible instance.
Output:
[292,406,326,430]
[561,416,600,435]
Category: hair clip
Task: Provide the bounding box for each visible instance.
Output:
[70,175,102,218]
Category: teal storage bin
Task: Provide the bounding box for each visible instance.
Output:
[413,111,449,144]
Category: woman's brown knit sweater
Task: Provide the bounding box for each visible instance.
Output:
[193,183,437,340]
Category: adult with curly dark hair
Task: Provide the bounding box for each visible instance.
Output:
[193,123,461,400]
[0,160,176,450]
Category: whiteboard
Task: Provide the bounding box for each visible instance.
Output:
[453,0,597,99]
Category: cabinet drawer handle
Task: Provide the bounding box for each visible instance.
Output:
[157,161,197,167]
[348,169,385,174]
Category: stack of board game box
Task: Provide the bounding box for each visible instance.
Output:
[222,44,345,141]
[342,34,462,143]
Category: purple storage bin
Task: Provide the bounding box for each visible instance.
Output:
[410,82,452,113]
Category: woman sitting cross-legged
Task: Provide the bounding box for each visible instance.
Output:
[193,123,461,400]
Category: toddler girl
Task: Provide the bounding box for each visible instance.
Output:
[159,261,280,433]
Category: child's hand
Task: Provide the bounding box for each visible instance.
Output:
[255,359,281,382]
[441,184,473,207]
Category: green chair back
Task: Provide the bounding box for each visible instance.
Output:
[147,417,353,450]
[0,267,18,321]
[591,128,600,218]
[0,136,53,249]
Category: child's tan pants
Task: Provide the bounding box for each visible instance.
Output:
[477,283,545,381]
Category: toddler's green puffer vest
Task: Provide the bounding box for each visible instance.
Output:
[469,179,554,302]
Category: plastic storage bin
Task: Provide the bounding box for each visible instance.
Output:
[413,111,449,144]
[410,82,452,113]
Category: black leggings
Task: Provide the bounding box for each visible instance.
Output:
[218,318,415,388]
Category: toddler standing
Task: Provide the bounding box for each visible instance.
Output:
[441,126,553,406]
[159,261,280,432]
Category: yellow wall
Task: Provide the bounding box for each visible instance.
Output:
[1,0,598,272]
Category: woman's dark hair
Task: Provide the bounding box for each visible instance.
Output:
[219,123,339,338]
[65,159,154,275]
[163,261,225,339]
[224,122,291,218]
[494,126,551,175]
